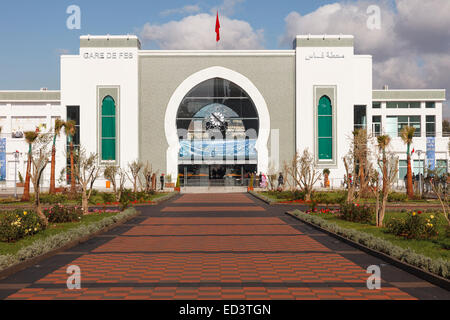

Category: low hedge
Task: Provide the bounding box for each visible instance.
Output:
[0,208,137,273]
[290,210,450,279]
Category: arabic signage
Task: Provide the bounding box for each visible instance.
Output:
[179,139,257,161]
[426,137,436,171]
[0,139,6,181]
[305,51,345,60]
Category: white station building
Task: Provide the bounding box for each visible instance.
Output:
[0,34,448,190]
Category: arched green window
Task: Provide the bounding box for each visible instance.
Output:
[318,96,333,160]
[101,96,116,161]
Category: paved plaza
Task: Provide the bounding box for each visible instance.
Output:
[0,194,448,300]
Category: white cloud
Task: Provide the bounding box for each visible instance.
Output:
[280,0,450,119]
[140,13,264,50]
[160,5,201,17]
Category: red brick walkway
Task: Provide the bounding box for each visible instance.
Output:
[4,193,420,300]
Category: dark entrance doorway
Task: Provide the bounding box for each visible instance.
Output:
[178,164,257,187]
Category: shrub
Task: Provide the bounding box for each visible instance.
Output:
[101,192,116,204]
[313,191,347,204]
[44,205,83,223]
[386,212,439,240]
[36,193,69,204]
[387,192,408,202]
[339,202,374,224]
[0,210,45,243]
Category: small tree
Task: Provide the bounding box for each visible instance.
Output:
[64,120,77,196]
[286,149,322,201]
[49,119,65,194]
[127,160,143,193]
[22,131,39,202]
[400,126,416,199]
[73,149,101,214]
[140,161,154,193]
[104,165,127,202]
[375,135,399,227]
[29,133,52,225]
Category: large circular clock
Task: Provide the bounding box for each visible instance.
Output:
[209,112,225,128]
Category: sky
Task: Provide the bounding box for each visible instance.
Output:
[0,0,448,119]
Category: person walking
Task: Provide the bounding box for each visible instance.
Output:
[278,173,284,190]
[160,174,165,191]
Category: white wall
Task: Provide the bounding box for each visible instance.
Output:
[295,37,373,188]
[0,101,65,189]
[61,45,139,188]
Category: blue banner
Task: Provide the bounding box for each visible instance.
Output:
[0,138,6,181]
[179,139,257,160]
[426,137,436,171]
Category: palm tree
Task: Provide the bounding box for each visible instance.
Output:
[376,135,391,227]
[400,126,416,199]
[49,119,65,194]
[64,120,77,195]
[21,130,39,202]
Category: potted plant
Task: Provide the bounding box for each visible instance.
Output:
[247,174,254,192]
[323,168,330,188]
[174,175,181,192]
[17,171,25,187]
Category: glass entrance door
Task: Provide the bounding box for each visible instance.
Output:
[179,164,257,187]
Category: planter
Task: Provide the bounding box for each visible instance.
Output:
[165,183,175,188]
[247,186,254,192]
[16,183,24,188]
[174,187,181,192]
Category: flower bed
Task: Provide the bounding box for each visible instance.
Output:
[0,208,137,273]
[288,210,450,280]
[0,210,44,243]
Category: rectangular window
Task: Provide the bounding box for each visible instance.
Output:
[386,101,421,109]
[413,160,425,175]
[354,105,367,130]
[399,160,407,181]
[387,102,397,109]
[426,115,436,137]
[372,102,381,109]
[372,116,382,136]
[426,102,435,108]
[436,160,448,176]
[389,116,421,137]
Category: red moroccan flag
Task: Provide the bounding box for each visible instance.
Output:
[215,11,221,42]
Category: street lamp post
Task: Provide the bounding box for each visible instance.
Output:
[416,150,423,196]
[14,151,19,199]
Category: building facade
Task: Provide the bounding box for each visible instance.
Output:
[0,34,448,190]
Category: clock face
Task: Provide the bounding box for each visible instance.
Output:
[208,112,225,128]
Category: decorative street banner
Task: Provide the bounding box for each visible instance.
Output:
[179,139,257,161]
[0,138,6,181]
[426,137,436,171]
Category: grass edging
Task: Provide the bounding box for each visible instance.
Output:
[287,210,450,290]
[0,207,139,280]
[248,191,275,205]
[151,192,178,205]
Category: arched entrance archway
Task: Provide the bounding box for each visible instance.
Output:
[165,66,270,184]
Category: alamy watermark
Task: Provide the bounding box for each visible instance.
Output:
[366,265,381,290]
[67,265,82,290]
[66,5,81,30]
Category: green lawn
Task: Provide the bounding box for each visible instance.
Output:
[0,211,121,256]
[296,210,450,261]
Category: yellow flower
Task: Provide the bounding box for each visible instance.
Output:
[23,211,27,216]
[34,228,38,232]
[430,224,433,227]
[412,212,417,216]
[430,215,435,219]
